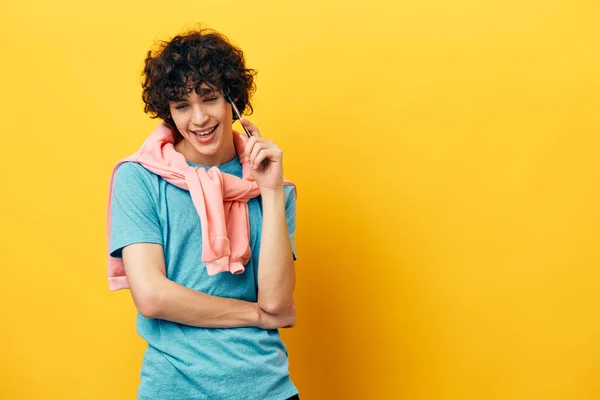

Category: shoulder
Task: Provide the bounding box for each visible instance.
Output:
[112,162,160,198]
[114,161,155,183]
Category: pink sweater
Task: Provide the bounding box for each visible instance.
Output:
[106,122,295,291]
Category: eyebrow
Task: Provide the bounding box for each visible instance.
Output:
[198,87,218,96]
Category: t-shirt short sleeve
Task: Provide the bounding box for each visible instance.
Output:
[109,162,163,258]
[284,185,298,261]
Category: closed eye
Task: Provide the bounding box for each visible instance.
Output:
[175,104,188,110]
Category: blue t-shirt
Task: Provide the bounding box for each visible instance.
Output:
[110,155,298,400]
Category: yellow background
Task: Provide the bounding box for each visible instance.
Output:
[1,0,599,399]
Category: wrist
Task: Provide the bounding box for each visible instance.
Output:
[254,303,269,328]
[249,302,263,327]
[260,184,285,196]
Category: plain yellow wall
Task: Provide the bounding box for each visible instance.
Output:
[1,0,599,399]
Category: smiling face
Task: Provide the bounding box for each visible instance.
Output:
[169,84,236,166]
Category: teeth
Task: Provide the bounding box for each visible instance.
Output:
[193,125,217,137]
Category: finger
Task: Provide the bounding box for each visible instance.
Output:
[244,136,260,159]
[253,147,280,169]
[249,139,271,163]
[250,143,269,168]
[240,118,261,138]
[253,148,270,169]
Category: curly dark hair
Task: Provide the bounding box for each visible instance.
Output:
[142,27,257,130]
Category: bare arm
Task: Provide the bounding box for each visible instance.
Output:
[256,186,296,315]
[238,117,297,316]
[122,243,295,329]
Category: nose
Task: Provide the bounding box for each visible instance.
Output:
[191,104,210,126]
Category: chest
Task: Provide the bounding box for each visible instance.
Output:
[152,181,264,299]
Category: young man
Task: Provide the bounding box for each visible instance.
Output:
[107,28,300,399]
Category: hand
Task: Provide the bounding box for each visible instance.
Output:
[257,300,296,329]
[240,118,284,192]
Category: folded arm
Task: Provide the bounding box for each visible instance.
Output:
[122,243,295,329]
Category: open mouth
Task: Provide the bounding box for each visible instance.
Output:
[191,124,219,137]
